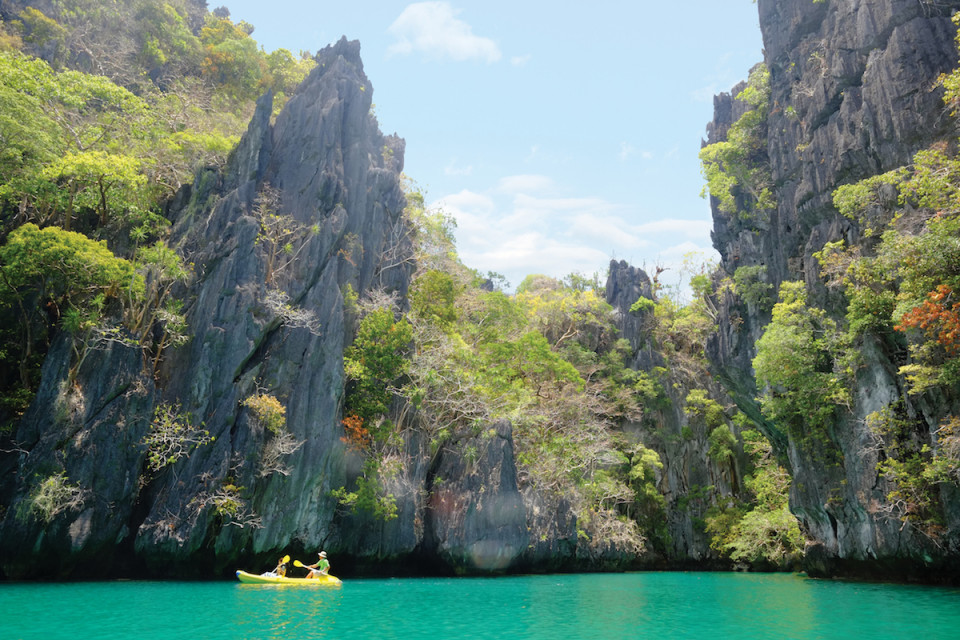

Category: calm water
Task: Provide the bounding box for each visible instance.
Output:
[2,572,960,639]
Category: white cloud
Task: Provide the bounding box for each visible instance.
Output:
[619,143,654,162]
[387,2,501,63]
[567,212,648,249]
[434,187,623,288]
[658,241,716,259]
[511,54,532,67]
[435,189,494,216]
[691,82,721,104]
[693,54,752,104]
[431,178,718,292]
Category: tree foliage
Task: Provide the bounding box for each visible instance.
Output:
[753,281,850,441]
[343,307,413,428]
[0,1,315,415]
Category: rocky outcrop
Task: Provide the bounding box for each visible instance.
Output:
[705,0,960,579]
[606,261,750,566]
[0,36,648,580]
[0,334,154,578]
[0,37,416,579]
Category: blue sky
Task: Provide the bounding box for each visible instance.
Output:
[222,1,764,292]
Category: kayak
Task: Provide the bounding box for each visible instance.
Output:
[235,570,342,586]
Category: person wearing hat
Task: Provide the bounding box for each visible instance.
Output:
[305,551,330,578]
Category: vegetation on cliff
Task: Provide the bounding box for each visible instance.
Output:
[0,1,312,427]
[721,7,960,561]
[338,188,658,556]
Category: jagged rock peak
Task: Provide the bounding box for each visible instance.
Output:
[318,36,365,71]
[605,259,652,314]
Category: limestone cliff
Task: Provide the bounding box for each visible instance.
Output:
[0,37,416,578]
[706,0,960,580]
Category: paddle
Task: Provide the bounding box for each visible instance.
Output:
[293,559,326,576]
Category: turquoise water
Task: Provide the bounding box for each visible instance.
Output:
[2,572,960,639]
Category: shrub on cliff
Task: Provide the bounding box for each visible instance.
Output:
[699,63,774,223]
[753,281,851,444]
[705,429,803,565]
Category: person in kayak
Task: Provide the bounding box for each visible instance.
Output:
[263,556,288,577]
[305,551,330,578]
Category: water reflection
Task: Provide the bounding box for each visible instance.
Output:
[231,583,343,639]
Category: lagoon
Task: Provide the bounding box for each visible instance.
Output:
[2,572,960,639]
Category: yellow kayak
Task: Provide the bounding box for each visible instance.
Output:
[235,570,342,586]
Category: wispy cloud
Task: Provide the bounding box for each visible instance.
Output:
[444,158,473,176]
[691,82,722,104]
[619,143,654,162]
[387,2,501,63]
[510,54,532,67]
[634,218,713,238]
[495,174,555,194]
[693,52,750,103]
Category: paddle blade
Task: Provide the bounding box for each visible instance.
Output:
[282,555,290,564]
[293,560,304,567]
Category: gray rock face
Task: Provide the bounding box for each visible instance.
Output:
[0,334,155,578]
[135,37,414,574]
[422,419,527,574]
[706,0,960,578]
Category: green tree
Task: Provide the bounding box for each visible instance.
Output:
[343,308,414,431]
[263,47,315,95]
[0,51,65,180]
[132,1,202,77]
[13,7,67,67]
[16,471,85,524]
[733,265,773,310]
[705,429,804,564]
[142,402,212,474]
[36,150,149,232]
[199,15,264,101]
[410,269,461,329]
[480,330,584,397]
[0,223,139,387]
